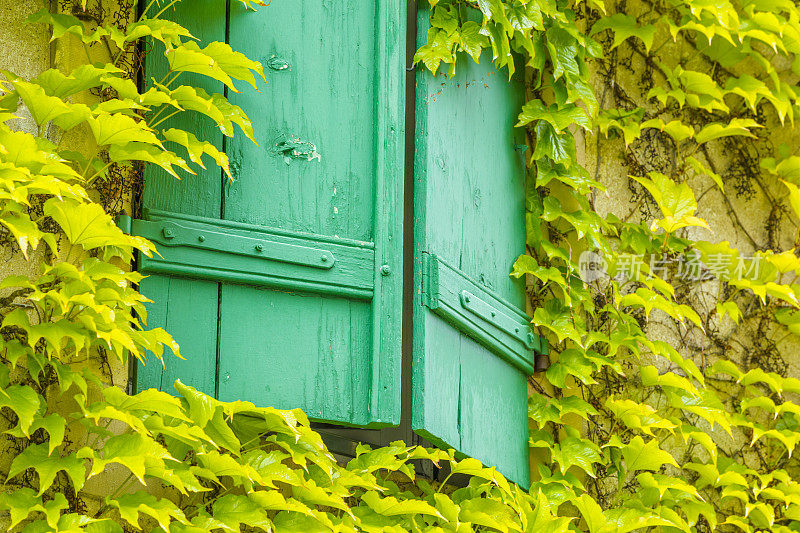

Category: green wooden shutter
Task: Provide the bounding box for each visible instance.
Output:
[132,1,406,427]
[411,11,541,487]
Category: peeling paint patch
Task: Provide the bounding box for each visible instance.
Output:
[273,135,322,164]
[266,55,290,71]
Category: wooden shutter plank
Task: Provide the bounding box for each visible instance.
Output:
[137,275,218,394]
[371,0,407,425]
[218,285,373,424]
[456,343,530,484]
[224,2,378,240]
[412,316,462,447]
[412,13,532,486]
[132,211,376,298]
[136,0,404,426]
[412,305,530,485]
[136,0,225,396]
[141,0,224,219]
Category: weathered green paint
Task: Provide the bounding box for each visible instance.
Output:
[137,275,219,394]
[412,9,531,487]
[137,0,224,396]
[138,1,406,427]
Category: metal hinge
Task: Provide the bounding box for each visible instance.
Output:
[421,252,439,309]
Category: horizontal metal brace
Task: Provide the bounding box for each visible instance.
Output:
[460,290,536,350]
[120,210,376,299]
[422,252,541,375]
[132,219,336,270]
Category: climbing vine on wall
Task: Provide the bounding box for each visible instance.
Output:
[418,0,800,530]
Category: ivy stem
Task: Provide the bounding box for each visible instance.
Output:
[82,42,93,65]
[107,472,136,501]
[162,71,183,89]
[147,104,170,127]
[149,109,180,129]
[153,0,183,21]
[156,69,175,88]
[86,161,115,186]
[93,472,137,518]
[435,472,454,493]
[139,0,160,19]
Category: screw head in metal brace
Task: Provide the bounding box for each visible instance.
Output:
[380,264,391,276]
[162,227,175,239]
[464,294,471,303]
[198,235,205,242]
[255,244,263,252]
[321,255,328,263]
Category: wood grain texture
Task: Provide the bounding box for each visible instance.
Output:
[217,284,373,425]
[226,1,378,239]
[136,0,225,397]
[370,0,406,424]
[141,0,225,218]
[137,275,218,395]
[412,7,531,487]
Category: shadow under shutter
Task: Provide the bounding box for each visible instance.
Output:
[133,1,405,427]
[411,10,543,487]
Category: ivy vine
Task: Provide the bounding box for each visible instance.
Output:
[1,0,800,531]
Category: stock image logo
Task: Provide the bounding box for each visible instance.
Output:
[578,250,765,284]
[579,251,608,283]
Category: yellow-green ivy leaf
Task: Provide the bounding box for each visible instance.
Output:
[162,128,231,179]
[590,14,657,51]
[7,444,86,495]
[551,436,603,477]
[694,118,762,144]
[0,384,41,437]
[211,494,273,531]
[517,99,591,132]
[762,155,800,182]
[362,491,443,519]
[621,436,678,472]
[109,493,189,531]
[44,198,155,256]
[87,113,162,148]
[26,10,108,44]
[781,180,800,221]
[109,142,193,179]
[4,77,72,126]
[458,497,523,531]
[641,118,695,142]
